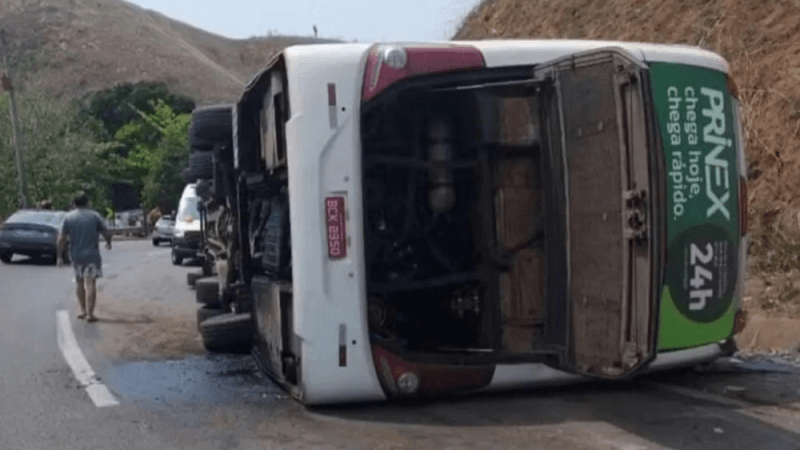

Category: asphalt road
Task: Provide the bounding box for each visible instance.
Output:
[1,240,799,450]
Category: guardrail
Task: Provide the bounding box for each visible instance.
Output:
[107,226,147,237]
[105,211,149,238]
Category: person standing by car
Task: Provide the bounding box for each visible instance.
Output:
[57,193,112,322]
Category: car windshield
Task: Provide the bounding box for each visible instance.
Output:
[6,210,65,227]
[177,198,200,220]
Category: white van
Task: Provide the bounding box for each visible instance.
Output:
[171,183,202,265]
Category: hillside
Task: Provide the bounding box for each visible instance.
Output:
[455,0,800,241]
[0,0,334,104]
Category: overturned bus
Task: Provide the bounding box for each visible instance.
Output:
[186,40,748,405]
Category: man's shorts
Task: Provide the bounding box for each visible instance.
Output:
[73,263,102,281]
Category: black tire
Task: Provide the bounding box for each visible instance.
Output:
[196,305,226,331]
[0,252,11,263]
[189,152,214,180]
[212,142,233,164]
[47,253,58,265]
[195,178,213,200]
[187,271,203,287]
[199,313,253,353]
[152,238,159,246]
[171,247,183,266]
[181,167,197,184]
[195,277,220,306]
[190,105,233,150]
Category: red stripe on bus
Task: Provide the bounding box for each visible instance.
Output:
[328,83,336,106]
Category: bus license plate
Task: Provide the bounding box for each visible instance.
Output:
[325,196,347,259]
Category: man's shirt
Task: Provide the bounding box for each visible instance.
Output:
[61,208,108,266]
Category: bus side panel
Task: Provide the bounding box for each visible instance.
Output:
[648,62,741,350]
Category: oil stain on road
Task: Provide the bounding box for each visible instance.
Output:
[104,354,283,408]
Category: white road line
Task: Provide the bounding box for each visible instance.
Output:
[56,310,119,408]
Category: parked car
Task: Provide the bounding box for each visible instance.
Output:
[152,215,176,246]
[0,209,66,264]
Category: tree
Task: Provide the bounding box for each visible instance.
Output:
[0,88,113,216]
[79,82,194,142]
[0,83,193,218]
[112,100,191,211]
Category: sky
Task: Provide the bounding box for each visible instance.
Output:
[126,0,484,42]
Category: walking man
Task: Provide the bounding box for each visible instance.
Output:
[57,193,112,322]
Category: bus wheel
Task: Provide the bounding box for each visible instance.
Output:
[171,248,183,266]
[195,277,220,307]
[187,271,203,287]
[196,305,226,331]
[199,313,253,353]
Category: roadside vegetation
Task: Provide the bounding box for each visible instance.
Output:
[0,81,193,219]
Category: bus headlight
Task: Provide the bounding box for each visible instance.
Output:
[382,46,407,69]
[397,372,419,394]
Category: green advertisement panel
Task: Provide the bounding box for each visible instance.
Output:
[648,62,740,350]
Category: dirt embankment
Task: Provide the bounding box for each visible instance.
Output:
[456,0,800,350]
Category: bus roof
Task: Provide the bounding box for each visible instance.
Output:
[239,39,728,108]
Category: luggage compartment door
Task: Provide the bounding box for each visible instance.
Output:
[535,49,658,378]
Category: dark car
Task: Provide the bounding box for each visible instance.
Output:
[0,209,66,264]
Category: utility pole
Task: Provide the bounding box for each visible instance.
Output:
[1,28,28,209]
